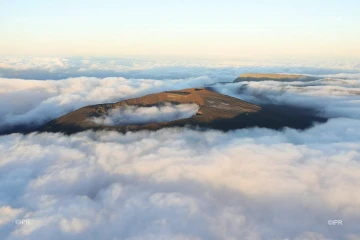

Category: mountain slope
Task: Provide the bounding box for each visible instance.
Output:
[234,73,319,82]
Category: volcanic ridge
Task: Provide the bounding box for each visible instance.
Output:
[234,73,318,82]
[38,88,326,134]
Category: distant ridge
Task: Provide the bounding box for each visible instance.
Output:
[234,73,318,82]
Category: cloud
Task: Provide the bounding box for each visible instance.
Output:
[212,75,360,119]
[1,57,360,239]
[0,207,23,226]
[90,103,199,126]
[1,71,360,133]
[0,57,69,71]
[1,57,359,81]
[1,119,360,239]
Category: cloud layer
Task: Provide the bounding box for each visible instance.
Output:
[90,103,199,126]
[1,57,360,81]
[1,57,360,239]
[1,119,360,239]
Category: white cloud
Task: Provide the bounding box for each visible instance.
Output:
[59,218,90,234]
[0,119,360,239]
[1,57,360,239]
[212,74,360,119]
[0,206,23,226]
[1,57,359,82]
[1,57,360,72]
[90,103,199,126]
[0,57,69,71]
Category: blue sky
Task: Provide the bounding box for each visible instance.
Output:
[0,0,359,59]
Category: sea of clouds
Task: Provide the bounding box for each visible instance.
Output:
[0,57,360,240]
[90,103,200,126]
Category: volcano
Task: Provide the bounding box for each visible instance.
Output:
[38,88,326,134]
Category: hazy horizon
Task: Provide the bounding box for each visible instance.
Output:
[1,0,359,59]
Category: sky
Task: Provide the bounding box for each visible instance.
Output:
[0,0,359,59]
